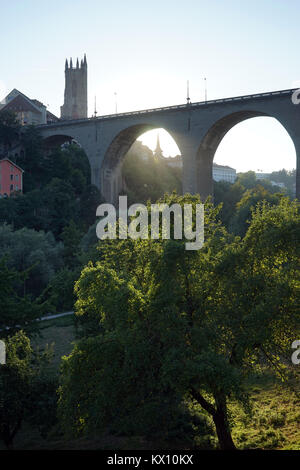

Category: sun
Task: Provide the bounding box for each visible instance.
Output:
[138,128,181,158]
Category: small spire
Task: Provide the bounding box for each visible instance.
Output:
[70,57,73,68]
[156,133,162,152]
[94,96,97,117]
[83,53,87,66]
[65,58,68,70]
[186,80,191,105]
[80,59,83,68]
[76,58,79,68]
[154,133,163,160]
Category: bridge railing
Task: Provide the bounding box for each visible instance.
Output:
[38,88,298,128]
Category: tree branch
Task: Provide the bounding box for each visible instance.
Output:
[190,386,216,416]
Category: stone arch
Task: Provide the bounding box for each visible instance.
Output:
[42,134,77,150]
[101,123,182,204]
[195,110,295,200]
[41,133,92,185]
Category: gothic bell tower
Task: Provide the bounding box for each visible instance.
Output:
[60,54,88,120]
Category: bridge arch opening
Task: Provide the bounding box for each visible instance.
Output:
[42,134,79,150]
[41,133,92,194]
[196,112,296,200]
[101,125,182,204]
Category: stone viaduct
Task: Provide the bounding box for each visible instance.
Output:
[38,88,300,203]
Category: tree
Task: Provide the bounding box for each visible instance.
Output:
[122,143,182,205]
[0,259,47,337]
[79,184,103,230]
[236,171,257,189]
[19,126,44,192]
[213,180,245,228]
[0,224,64,298]
[0,110,20,148]
[229,185,283,236]
[0,331,55,448]
[61,220,83,269]
[58,194,299,449]
[42,178,77,237]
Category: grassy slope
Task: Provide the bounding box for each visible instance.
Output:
[11,319,300,450]
[32,315,76,373]
[230,373,300,450]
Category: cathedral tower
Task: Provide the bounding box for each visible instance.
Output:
[60,54,87,120]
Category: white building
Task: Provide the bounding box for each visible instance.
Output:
[163,155,237,182]
[256,172,270,180]
[256,172,286,189]
[213,163,237,183]
[163,155,183,168]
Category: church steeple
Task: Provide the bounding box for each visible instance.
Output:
[154,133,163,160]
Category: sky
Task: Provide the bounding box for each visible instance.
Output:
[1,0,300,172]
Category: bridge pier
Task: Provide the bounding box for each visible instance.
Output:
[196,148,214,202]
[294,141,300,201]
[182,140,214,202]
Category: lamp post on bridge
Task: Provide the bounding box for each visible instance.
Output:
[114,92,118,114]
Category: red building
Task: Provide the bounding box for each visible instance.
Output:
[0,158,24,197]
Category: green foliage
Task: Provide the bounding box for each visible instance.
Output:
[79,184,103,230]
[0,128,94,239]
[46,267,81,313]
[58,193,299,449]
[229,185,283,236]
[0,259,47,337]
[122,142,182,204]
[61,220,83,268]
[214,169,291,236]
[236,171,257,189]
[0,110,20,147]
[0,331,55,448]
[19,126,44,191]
[0,224,63,298]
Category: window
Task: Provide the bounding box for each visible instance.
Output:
[10,174,13,181]
[10,184,13,191]
[15,174,19,181]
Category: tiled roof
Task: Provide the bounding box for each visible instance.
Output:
[0,158,24,172]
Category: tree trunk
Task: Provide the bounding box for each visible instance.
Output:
[190,387,236,450]
[2,424,14,450]
[213,405,236,450]
[2,417,22,450]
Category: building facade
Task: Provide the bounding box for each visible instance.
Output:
[0,89,58,125]
[255,172,286,189]
[0,158,23,197]
[163,155,182,168]
[163,154,237,183]
[60,55,88,120]
[212,163,237,183]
